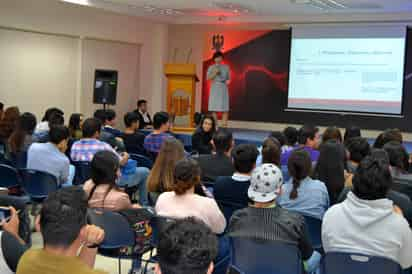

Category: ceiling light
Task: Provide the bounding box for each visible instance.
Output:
[61,0,90,6]
[213,2,254,14]
[291,0,347,10]
[142,4,184,16]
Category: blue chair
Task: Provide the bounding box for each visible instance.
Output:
[303,215,322,250]
[216,200,246,227]
[72,161,91,185]
[129,154,153,169]
[10,151,27,169]
[0,164,21,188]
[20,169,59,201]
[230,237,304,274]
[320,252,402,274]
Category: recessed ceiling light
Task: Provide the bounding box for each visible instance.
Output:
[61,0,90,6]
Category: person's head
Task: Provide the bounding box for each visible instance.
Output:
[48,112,64,127]
[269,131,286,147]
[173,158,201,195]
[90,150,120,189]
[344,126,361,145]
[373,129,403,148]
[322,127,342,144]
[248,164,283,206]
[232,144,259,174]
[199,114,216,134]
[212,128,233,155]
[213,51,224,64]
[38,187,88,249]
[8,112,37,153]
[288,149,312,200]
[352,155,392,200]
[137,99,148,113]
[298,125,320,149]
[41,108,64,122]
[82,118,102,139]
[383,141,409,172]
[347,137,371,164]
[370,148,390,165]
[262,137,281,166]
[147,138,185,193]
[49,125,70,153]
[68,113,83,136]
[104,109,116,127]
[124,112,140,130]
[153,111,170,132]
[0,106,20,139]
[156,217,218,274]
[0,102,3,119]
[283,126,298,146]
[93,109,106,124]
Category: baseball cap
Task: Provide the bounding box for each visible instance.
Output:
[248,164,283,203]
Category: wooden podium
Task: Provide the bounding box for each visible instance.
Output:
[164,64,199,132]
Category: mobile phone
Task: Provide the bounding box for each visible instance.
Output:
[0,207,11,222]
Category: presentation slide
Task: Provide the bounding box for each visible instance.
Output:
[288,25,407,114]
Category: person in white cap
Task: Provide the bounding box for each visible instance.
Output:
[227,163,321,272]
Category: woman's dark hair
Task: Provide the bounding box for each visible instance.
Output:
[262,137,281,166]
[9,112,37,153]
[269,131,286,147]
[213,51,224,60]
[313,140,346,204]
[352,155,392,200]
[41,108,64,122]
[383,141,409,172]
[322,127,342,144]
[288,149,312,199]
[344,126,361,145]
[199,114,216,134]
[283,127,298,146]
[49,112,64,127]
[346,137,371,163]
[88,151,120,204]
[213,128,233,155]
[173,158,201,195]
[0,106,20,141]
[68,113,82,138]
[374,129,403,149]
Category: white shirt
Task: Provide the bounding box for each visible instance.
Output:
[139,110,150,123]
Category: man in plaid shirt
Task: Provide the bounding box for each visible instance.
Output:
[144,111,174,155]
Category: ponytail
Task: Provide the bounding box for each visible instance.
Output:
[287,148,312,200]
[290,177,300,200]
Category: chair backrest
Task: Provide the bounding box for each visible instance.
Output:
[320,252,402,274]
[129,153,153,169]
[149,215,176,247]
[20,169,59,200]
[391,177,412,201]
[0,164,20,188]
[231,237,303,274]
[9,151,27,169]
[87,208,135,249]
[72,161,91,185]
[302,215,322,250]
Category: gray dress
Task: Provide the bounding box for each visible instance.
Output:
[208,64,230,112]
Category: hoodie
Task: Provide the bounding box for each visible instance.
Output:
[322,191,412,269]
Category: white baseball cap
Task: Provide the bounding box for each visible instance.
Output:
[248,164,283,203]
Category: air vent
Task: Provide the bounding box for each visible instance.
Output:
[213,2,254,14]
[291,0,382,10]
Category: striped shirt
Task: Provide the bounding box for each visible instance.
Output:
[70,138,118,162]
[143,132,173,153]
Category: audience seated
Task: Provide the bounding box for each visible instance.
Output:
[281,124,320,165]
[34,108,63,134]
[322,126,342,144]
[228,164,320,273]
[33,112,65,143]
[261,137,281,167]
[278,149,329,220]
[268,131,286,151]
[121,112,146,155]
[144,111,173,155]
[346,137,371,174]
[155,158,226,234]
[101,109,122,138]
[0,107,20,144]
[155,217,218,274]
[16,187,106,274]
[343,126,361,146]
[71,118,149,205]
[27,125,72,186]
[373,128,403,148]
[214,144,258,209]
[383,141,411,180]
[322,155,412,269]
[0,102,4,120]
[283,126,298,153]
[313,140,347,204]
[191,114,216,155]
[8,113,37,155]
[93,110,125,151]
[196,128,235,183]
[134,100,152,129]
[68,113,83,140]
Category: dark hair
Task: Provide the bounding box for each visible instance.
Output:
[173,158,201,195]
[374,129,403,149]
[93,109,106,124]
[344,126,361,145]
[124,112,139,128]
[137,100,147,107]
[283,127,298,146]
[105,109,116,122]
[199,114,216,134]
[213,128,233,154]
[49,112,64,127]
[383,141,409,172]
[49,125,69,145]
[40,187,88,248]
[322,127,342,144]
[0,102,3,111]
[262,137,281,166]
[313,140,346,204]
[82,118,102,138]
[288,149,312,199]
[41,108,64,122]
[370,148,390,165]
[347,137,371,163]
[213,51,224,60]
[153,111,170,130]
[158,217,218,274]
[298,125,319,145]
[68,113,82,138]
[352,155,392,200]
[0,106,20,140]
[9,112,37,153]
[232,144,259,173]
[269,131,286,147]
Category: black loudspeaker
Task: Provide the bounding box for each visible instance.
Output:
[93,69,118,105]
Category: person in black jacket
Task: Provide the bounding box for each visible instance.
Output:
[134,100,152,129]
[122,112,146,155]
[191,114,216,155]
